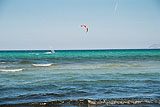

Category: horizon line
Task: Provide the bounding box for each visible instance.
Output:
[0,48,160,51]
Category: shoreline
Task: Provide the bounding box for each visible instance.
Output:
[1,99,160,106]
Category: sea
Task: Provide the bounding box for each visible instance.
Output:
[0,49,160,106]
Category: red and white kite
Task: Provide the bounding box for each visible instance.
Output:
[81,25,88,33]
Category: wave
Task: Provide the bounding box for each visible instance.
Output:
[0,62,6,64]
[1,98,160,106]
[29,53,40,55]
[52,63,142,70]
[0,66,10,68]
[32,64,52,67]
[100,63,142,68]
[44,52,52,54]
[0,69,23,72]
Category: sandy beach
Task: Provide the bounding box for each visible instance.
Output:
[2,99,160,107]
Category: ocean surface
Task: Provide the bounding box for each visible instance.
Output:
[0,49,160,106]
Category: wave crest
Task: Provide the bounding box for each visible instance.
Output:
[0,69,23,72]
[32,64,52,67]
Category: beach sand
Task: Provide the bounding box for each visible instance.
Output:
[1,99,160,107]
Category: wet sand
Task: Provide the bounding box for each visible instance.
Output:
[1,99,160,107]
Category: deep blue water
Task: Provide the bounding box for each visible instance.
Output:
[0,49,160,105]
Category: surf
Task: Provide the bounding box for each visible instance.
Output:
[32,63,53,67]
[0,68,23,72]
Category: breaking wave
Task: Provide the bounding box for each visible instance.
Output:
[0,69,23,72]
[44,52,52,54]
[32,64,53,67]
[0,62,6,63]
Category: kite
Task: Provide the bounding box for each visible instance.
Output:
[81,25,89,33]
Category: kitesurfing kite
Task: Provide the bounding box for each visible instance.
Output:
[81,25,88,33]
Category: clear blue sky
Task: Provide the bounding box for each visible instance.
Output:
[0,0,160,50]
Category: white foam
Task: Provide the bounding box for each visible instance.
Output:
[0,62,6,63]
[30,53,39,55]
[32,64,52,67]
[0,69,23,72]
[45,52,52,54]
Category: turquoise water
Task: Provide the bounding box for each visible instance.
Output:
[0,49,160,105]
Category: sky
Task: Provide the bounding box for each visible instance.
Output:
[0,0,160,50]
